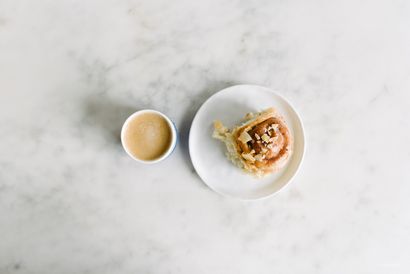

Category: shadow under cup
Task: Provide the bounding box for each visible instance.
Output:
[121,109,177,164]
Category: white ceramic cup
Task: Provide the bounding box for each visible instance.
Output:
[121,109,177,164]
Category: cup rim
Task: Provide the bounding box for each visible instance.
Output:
[121,109,177,164]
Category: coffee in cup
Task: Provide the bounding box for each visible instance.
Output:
[121,110,177,163]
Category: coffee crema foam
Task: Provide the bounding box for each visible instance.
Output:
[123,113,172,161]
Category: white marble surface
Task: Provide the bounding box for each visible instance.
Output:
[1,0,410,273]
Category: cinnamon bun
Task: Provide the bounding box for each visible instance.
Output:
[213,108,293,177]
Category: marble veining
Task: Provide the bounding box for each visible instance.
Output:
[1,0,410,273]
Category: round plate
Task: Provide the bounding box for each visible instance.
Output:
[189,85,305,200]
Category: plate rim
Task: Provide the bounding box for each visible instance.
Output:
[189,84,306,200]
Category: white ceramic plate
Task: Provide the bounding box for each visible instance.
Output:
[189,85,305,200]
